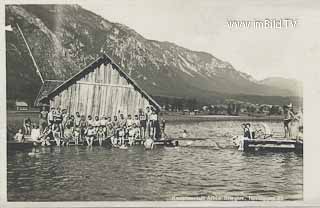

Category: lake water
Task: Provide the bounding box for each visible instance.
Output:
[7,120,303,201]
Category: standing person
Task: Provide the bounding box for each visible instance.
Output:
[62,109,69,128]
[107,123,116,145]
[47,107,55,126]
[139,109,147,140]
[54,107,63,137]
[296,108,303,140]
[39,106,48,134]
[145,106,152,137]
[119,114,127,145]
[79,115,88,143]
[134,114,141,132]
[74,112,81,128]
[160,119,166,138]
[126,115,134,145]
[244,123,254,139]
[150,109,158,139]
[283,105,295,138]
[126,115,134,129]
[61,109,69,137]
[113,116,120,144]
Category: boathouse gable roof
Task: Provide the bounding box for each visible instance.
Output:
[37,54,161,111]
[34,80,64,106]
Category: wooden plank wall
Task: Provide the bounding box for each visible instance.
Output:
[50,63,151,117]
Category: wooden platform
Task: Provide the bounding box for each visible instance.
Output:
[242,138,303,153]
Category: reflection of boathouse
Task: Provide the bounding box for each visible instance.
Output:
[34,54,160,116]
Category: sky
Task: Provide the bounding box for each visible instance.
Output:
[78,0,320,81]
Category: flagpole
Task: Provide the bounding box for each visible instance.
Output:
[16,23,44,84]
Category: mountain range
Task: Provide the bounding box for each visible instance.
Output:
[5,4,302,106]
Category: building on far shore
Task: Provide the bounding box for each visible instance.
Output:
[15,101,29,111]
[34,54,161,117]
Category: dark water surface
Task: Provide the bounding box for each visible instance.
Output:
[7,121,303,201]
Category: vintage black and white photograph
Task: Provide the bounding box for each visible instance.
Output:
[5,0,313,204]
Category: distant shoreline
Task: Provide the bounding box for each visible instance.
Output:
[161,114,283,123]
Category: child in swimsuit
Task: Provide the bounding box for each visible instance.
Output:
[97,126,105,146]
[73,127,81,145]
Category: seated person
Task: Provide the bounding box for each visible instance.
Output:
[85,124,96,146]
[23,118,32,135]
[128,123,140,146]
[93,116,101,130]
[52,124,61,146]
[31,124,41,141]
[14,129,25,143]
[39,126,52,146]
[63,124,73,146]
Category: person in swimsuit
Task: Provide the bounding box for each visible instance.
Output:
[93,116,101,131]
[63,124,73,146]
[97,126,105,146]
[119,114,127,145]
[39,106,48,134]
[52,124,61,146]
[74,112,81,128]
[139,110,147,140]
[113,116,120,144]
[145,107,152,137]
[47,107,55,126]
[79,115,88,143]
[85,124,96,146]
[73,127,81,145]
[54,108,63,137]
[283,105,295,138]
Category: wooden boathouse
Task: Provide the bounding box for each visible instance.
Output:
[34,54,161,116]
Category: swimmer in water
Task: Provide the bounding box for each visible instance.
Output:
[144,136,154,150]
[182,130,188,138]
